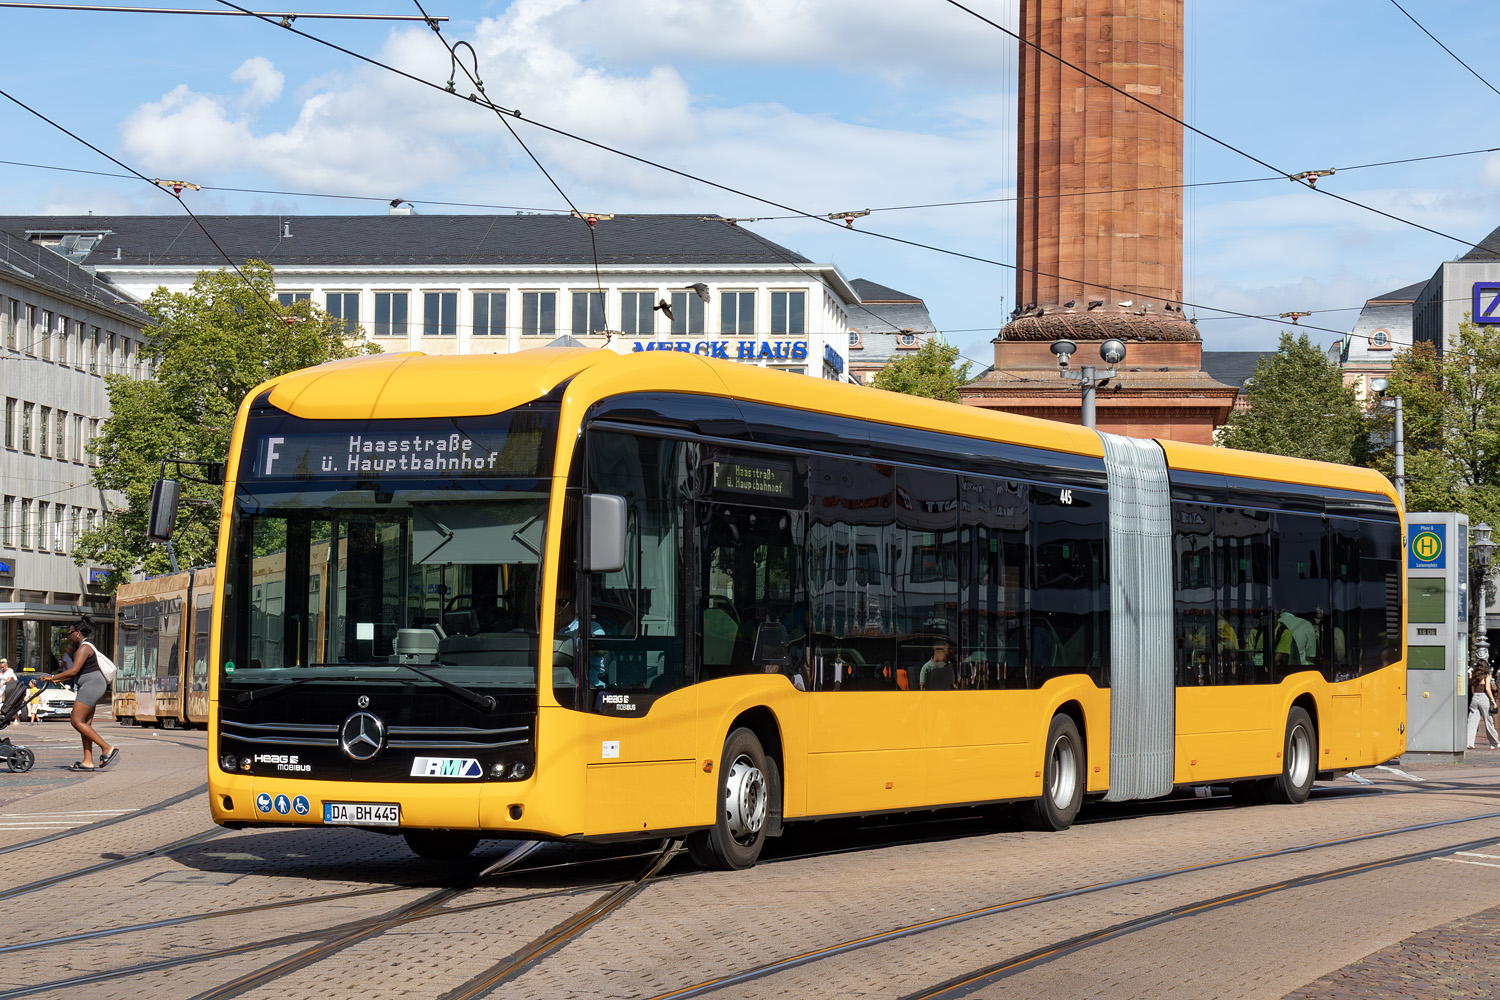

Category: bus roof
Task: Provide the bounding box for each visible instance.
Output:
[255,350,1396,501]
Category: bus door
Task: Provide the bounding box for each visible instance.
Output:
[803,456,928,813]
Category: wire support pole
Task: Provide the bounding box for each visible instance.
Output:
[0,3,445,17]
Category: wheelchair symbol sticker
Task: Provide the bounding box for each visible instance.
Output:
[292,795,310,817]
[273,794,291,815]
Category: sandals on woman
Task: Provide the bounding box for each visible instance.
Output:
[67,761,96,772]
[99,748,119,768]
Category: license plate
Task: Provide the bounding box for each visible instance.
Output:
[323,802,400,826]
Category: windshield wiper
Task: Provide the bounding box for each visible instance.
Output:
[305,661,498,713]
[391,663,498,713]
[233,677,317,706]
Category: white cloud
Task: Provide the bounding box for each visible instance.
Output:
[231,56,284,109]
[534,0,1016,81]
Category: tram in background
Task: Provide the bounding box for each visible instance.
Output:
[113,567,214,728]
[166,348,1404,868]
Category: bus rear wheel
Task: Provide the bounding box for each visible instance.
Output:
[1264,707,1316,805]
[686,727,769,870]
[404,829,480,860]
[1023,714,1084,831]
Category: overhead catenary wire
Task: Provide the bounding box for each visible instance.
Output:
[0,86,283,323]
[201,1,1357,341]
[938,0,1487,254]
[1387,0,1500,102]
[0,3,445,19]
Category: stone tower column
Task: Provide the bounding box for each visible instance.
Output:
[1015,0,1185,319]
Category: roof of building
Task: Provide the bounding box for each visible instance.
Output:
[1200,351,1268,389]
[850,278,920,302]
[1460,223,1500,262]
[0,229,149,325]
[0,214,815,269]
[1369,280,1426,302]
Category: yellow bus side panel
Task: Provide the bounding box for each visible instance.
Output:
[806,748,928,814]
[584,761,698,834]
[1175,686,1282,782]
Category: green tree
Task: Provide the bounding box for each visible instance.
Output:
[1218,331,1365,464]
[1369,317,1500,525]
[75,260,376,585]
[869,337,972,403]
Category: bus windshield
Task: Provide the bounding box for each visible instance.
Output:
[220,407,561,697]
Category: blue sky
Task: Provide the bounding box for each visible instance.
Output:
[2,0,1498,370]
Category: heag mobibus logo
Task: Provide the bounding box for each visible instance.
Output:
[253,753,311,773]
[410,757,483,778]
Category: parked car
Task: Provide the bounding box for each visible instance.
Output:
[37,688,76,721]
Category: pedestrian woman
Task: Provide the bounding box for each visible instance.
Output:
[40,617,118,771]
[1467,659,1500,750]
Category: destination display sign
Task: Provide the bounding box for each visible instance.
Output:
[713,458,795,498]
[250,427,547,480]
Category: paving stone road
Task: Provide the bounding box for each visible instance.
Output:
[4,716,1500,1000]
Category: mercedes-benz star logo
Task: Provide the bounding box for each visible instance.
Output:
[339,711,387,762]
[356,695,370,709]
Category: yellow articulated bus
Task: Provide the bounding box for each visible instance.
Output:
[113,566,215,728]
[179,348,1404,868]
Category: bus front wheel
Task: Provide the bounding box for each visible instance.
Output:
[404,828,480,860]
[686,727,769,870]
[1264,707,1316,805]
[1023,714,1084,831]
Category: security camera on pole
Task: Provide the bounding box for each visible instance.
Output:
[1051,339,1127,429]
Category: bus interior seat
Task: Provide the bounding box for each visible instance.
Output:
[702,608,738,667]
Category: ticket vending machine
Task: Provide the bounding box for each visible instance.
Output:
[1405,513,1468,759]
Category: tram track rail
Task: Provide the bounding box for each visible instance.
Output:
[0,840,682,1000]
[0,783,207,856]
[901,832,1500,1000]
[0,826,225,904]
[639,809,1500,1000]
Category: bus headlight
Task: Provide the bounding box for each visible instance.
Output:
[508,761,529,779]
[220,753,238,771]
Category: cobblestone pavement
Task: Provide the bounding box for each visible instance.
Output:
[1285,903,1500,1000]
[5,717,1500,1000]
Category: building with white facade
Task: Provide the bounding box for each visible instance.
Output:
[0,213,858,381]
[0,230,148,672]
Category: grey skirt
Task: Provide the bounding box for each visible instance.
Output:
[76,672,111,707]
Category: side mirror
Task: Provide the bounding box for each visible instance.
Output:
[147,479,181,543]
[581,493,626,573]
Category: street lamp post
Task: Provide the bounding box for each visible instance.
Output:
[1475,522,1494,670]
[1052,338,1128,429]
[1370,378,1405,506]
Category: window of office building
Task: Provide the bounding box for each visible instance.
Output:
[374,292,409,337]
[770,291,806,335]
[276,292,310,307]
[37,407,49,457]
[22,403,34,453]
[620,291,654,335]
[423,292,457,337]
[3,398,14,449]
[1,496,13,547]
[20,499,32,549]
[521,291,556,337]
[326,292,360,336]
[5,299,18,351]
[721,291,755,335]
[473,291,507,337]
[73,414,84,462]
[669,290,706,335]
[55,409,66,460]
[572,291,606,336]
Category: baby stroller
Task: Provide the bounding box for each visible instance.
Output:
[0,680,44,773]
